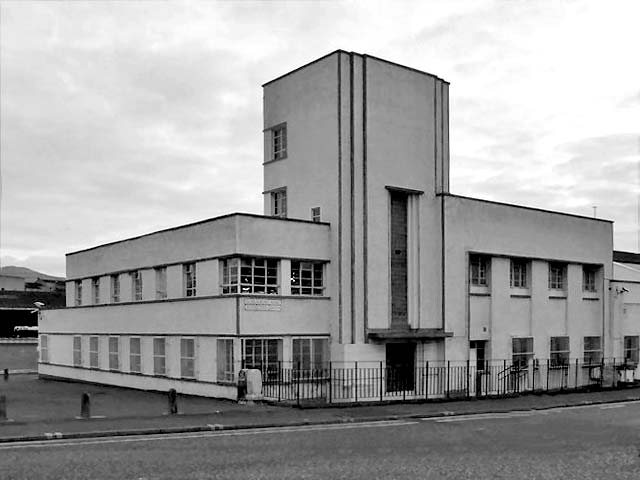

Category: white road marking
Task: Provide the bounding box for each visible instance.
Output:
[429,412,534,423]
[599,404,625,409]
[0,420,418,450]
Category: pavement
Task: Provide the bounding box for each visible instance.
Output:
[1,372,640,444]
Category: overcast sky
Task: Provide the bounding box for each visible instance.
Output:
[1,0,639,278]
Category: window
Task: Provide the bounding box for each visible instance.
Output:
[583,266,597,292]
[550,336,570,367]
[73,336,82,366]
[111,275,120,303]
[510,259,528,288]
[184,263,196,297]
[583,336,602,364]
[155,267,167,300]
[75,280,82,306]
[40,335,49,363]
[292,338,328,370]
[129,337,142,373]
[92,277,100,304]
[291,261,324,295]
[469,255,489,286]
[131,271,143,301]
[180,338,196,378]
[153,337,166,375]
[217,338,234,383]
[89,336,99,368]
[243,338,281,371]
[311,207,321,223]
[108,336,119,370]
[272,124,287,160]
[623,336,639,364]
[548,263,566,290]
[512,337,533,369]
[222,257,279,294]
[470,340,486,371]
[271,188,287,218]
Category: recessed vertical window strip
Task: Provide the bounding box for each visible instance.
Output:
[75,280,82,306]
[291,261,324,295]
[153,337,166,376]
[180,338,196,379]
[92,277,100,304]
[108,336,119,371]
[89,336,99,368]
[131,270,143,301]
[73,336,82,366]
[129,337,141,373]
[155,267,167,300]
[111,274,120,303]
[184,263,196,297]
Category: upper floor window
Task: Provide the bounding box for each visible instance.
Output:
[92,277,100,304]
[222,257,279,294]
[271,188,287,218]
[510,259,528,289]
[184,263,196,297]
[111,274,120,303]
[311,207,321,223]
[74,280,82,306]
[155,267,167,300]
[582,266,597,292]
[291,261,324,295]
[131,270,143,301]
[469,255,489,287]
[272,124,287,160]
[548,263,566,290]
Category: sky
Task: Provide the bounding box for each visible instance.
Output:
[1,0,639,278]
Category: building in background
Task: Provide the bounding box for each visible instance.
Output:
[41,51,631,400]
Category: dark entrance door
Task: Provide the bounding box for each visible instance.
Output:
[386,343,416,392]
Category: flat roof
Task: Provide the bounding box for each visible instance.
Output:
[439,193,614,224]
[262,49,449,87]
[67,212,329,257]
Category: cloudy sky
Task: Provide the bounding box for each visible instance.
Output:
[1,0,639,278]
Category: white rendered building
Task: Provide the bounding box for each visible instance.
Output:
[41,51,630,400]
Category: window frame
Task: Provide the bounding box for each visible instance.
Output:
[292,338,328,371]
[311,207,321,223]
[270,188,287,218]
[73,335,82,366]
[271,123,287,161]
[131,270,143,301]
[129,337,142,373]
[111,274,120,303]
[242,338,282,372]
[153,337,166,376]
[155,267,167,300]
[582,266,597,292]
[184,263,197,297]
[217,338,234,383]
[180,337,196,379]
[510,259,529,289]
[108,336,120,371]
[623,336,639,364]
[550,336,570,368]
[583,336,602,364]
[75,280,82,306]
[222,257,279,295]
[291,260,324,296]
[91,277,100,304]
[89,335,99,369]
[512,337,534,369]
[548,263,566,290]
[469,254,489,287]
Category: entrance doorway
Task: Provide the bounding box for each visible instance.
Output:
[386,343,416,392]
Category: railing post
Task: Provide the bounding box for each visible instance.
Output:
[575,358,579,390]
[532,358,536,392]
[502,359,507,395]
[466,359,470,398]
[425,361,429,400]
[329,361,332,404]
[354,362,358,403]
[296,361,301,406]
[446,361,451,399]
[277,360,281,402]
[379,361,383,402]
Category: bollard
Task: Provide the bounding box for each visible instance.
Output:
[80,392,91,419]
[168,388,178,415]
[3,369,8,380]
[0,395,6,420]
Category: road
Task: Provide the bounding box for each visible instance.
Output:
[1,402,640,479]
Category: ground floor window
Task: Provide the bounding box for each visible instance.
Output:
[130,337,141,373]
[181,338,196,378]
[108,336,120,370]
[89,336,99,368]
[470,340,487,371]
[73,336,82,366]
[292,338,328,370]
[40,335,48,363]
[242,338,281,372]
[217,338,234,383]
[550,336,570,368]
[623,336,639,364]
[512,337,533,369]
[583,336,602,364]
[153,337,166,375]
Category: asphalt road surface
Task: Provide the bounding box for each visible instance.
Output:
[2,401,640,479]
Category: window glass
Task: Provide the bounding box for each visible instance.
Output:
[130,337,142,373]
[153,337,166,375]
[181,338,196,378]
[510,260,528,288]
[217,339,234,382]
[550,336,570,367]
